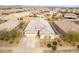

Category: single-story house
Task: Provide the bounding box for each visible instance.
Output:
[24,18,58,39]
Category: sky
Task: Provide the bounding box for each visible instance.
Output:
[0,0,79,6]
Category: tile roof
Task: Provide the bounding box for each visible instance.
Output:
[54,20,79,33]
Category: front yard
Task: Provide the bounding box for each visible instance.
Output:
[40,31,79,52]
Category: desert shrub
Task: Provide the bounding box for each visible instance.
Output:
[53,41,57,46]
[47,43,51,48]
[52,45,57,51]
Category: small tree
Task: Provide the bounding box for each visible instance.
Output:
[0,30,9,41]
[64,31,79,43]
[9,29,22,40]
[19,21,25,28]
[19,17,23,20]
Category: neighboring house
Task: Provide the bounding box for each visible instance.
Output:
[0,15,18,20]
[0,12,31,22]
[10,12,30,18]
[0,20,20,31]
[64,13,77,19]
[53,20,79,33]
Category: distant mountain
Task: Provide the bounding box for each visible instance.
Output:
[0,5,79,9]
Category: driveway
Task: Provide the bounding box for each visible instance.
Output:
[21,37,40,48]
[13,36,41,53]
